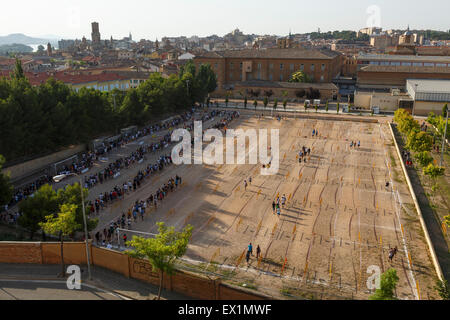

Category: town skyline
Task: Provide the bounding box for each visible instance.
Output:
[2,0,449,41]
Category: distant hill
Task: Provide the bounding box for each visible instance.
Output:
[0,43,33,54]
[0,33,58,46]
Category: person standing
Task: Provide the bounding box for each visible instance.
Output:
[244,180,248,191]
[272,201,276,214]
[276,205,281,217]
[248,243,253,256]
[281,194,287,208]
[256,245,261,260]
[246,250,251,265]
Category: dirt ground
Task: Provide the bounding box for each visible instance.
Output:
[96,110,439,300]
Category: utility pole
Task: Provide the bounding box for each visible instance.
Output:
[441,109,448,167]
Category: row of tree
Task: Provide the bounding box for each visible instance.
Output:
[0,60,217,163]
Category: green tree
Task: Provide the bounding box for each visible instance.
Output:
[423,164,445,188]
[315,104,319,113]
[289,71,312,83]
[263,96,268,109]
[39,204,81,277]
[244,96,248,109]
[253,99,258,111]
[407,130,433,152]
[283,99,287,111]
[57,183,98,232]
[369,268,399,300]
[126,222,193,300]
[0,155,13,207]
[414,151,433,167]
[434,279,450,300]
[12,58,25,79]
[18,184,59,240]
[337,103,340,114]
[442,103,448,117]
[273,98,278,111]
[325,101,329,113]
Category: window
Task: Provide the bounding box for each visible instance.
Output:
[413,62,422,67]
[230,62,234,69]
[257,71,261,80]
[269,74,273,81]
[214,63,218,69]
[280,74,284,81]
[280,63,284,70]
[257,63,261,70]
[320,75,324,82]
[300,64,304,71]
[391,62,401,66]
[248,74,252,80]
[321,64,325,71]
[240,62,243,70]
[290,64,294,71]
[311,64,315,71]
[239,73,242,80]
[269,63,274,69]
[402,62,412,66]
[424,63,434,67]
[229,72,233,80]
[436,63,446,67]
[369,61,379,65]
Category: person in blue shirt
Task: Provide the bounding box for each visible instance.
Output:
[248,243,253,256]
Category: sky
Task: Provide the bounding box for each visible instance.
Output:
[1,0,449,40]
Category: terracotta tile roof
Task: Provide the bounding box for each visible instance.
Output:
[195,48,341,60]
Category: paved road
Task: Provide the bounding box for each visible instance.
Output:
[0,279,125,300]
[0,264,191,300]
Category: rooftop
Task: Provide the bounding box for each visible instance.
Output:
[407,79,450,94]
[196,48,341,60]
[357,53,450,63]
[359,65,450,74]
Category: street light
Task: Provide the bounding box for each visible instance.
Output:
[53,173,92,280]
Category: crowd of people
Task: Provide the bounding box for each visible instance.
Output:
[3,111,198,212]
[402,149,413,167]
[96,175,182,247]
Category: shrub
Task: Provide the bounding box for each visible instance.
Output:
[414,151,433,167]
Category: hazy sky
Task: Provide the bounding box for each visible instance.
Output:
[2,0,449,40]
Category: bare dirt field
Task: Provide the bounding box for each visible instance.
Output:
[97,110,438,300]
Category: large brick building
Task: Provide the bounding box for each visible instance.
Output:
[193,48,343,91]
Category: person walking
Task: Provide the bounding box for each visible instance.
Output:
[244,180,248,191]
[256,245,261,260]
[249,177,252,185]
[272,201,276,214]
[246,250,251,265]
[276,205,281,217]
[248,243,253,256]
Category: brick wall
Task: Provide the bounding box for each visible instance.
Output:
[0,242,271,300]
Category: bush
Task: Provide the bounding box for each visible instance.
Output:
[369,268,399,300]
[407,130,433,152]
[414,151,433,167]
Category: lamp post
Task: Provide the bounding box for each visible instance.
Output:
[53,174,92,280]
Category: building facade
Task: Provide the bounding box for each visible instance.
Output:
[193,48,342,91]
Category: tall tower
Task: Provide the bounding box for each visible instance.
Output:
[91,22,101,44]
[46,42,52,56]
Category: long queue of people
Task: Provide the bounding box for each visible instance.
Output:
[96,174,183,247]
[4,111,198,212]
